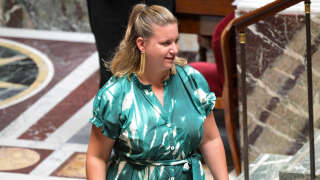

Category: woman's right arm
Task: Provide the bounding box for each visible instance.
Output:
[86,125,115,180]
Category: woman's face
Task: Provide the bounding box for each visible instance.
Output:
[143,23,179,73]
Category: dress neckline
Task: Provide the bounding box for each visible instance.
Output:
[131,73,173,90]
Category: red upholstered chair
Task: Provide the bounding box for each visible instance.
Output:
[189,11,241,175]
[189,62,223,96]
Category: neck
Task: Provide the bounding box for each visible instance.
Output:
[138,69,170,87]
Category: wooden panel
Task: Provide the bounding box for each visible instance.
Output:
[176,0,235,16]
[177,14,200,34]
[177,14,223,35]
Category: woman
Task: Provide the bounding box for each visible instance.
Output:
[86,4,229,180]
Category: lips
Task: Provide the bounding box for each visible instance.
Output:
[165,57,174,61]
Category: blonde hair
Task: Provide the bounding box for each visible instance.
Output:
[109,3,187,78]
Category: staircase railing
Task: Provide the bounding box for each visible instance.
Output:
[226,0,314,179]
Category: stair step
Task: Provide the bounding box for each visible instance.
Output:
[279,130,320,180]
[235,153,292,180]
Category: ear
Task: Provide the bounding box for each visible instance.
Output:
[136,37,145,52]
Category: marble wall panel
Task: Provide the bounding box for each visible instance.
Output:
[0,0,90,32]
[236,9,320,161]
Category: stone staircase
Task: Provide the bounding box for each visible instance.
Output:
[235,130,320,180]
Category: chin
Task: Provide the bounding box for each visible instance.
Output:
[163,63,173,70]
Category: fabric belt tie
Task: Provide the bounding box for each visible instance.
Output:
[116,153,204,180]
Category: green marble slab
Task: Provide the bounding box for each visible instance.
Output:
[279,130,320,180]
[236,154,292,180]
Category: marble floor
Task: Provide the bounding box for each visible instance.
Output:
[0,27,237,180]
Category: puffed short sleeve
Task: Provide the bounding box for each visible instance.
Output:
[89,83,123,139]
[184,65,216,116]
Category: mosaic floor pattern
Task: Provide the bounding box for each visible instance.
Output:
[0,28,97,180]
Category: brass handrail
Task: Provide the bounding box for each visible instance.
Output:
[223,0,315,179]
[234,0,304,31]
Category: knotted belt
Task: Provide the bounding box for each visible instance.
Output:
[114,153,205,180]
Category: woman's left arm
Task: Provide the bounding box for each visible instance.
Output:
[199,111,229,180]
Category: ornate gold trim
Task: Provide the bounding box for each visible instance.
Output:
[239,32,246,44]
[305,1,311,14]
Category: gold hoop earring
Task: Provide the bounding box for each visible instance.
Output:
[138,52,145,75]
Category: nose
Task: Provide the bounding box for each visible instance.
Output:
[170,42,179,54]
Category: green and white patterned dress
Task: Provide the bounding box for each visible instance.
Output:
[89,64,216,180]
